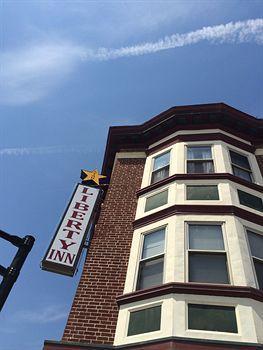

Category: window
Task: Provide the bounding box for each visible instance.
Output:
[238,190,263,212]
[151,151,170,184]
[137,228,165,290]
[247,230,263,289]
[187,146,214,174]
[230,150,253,182]
[128,305,161,336]
[188,224,229,284]
[188,304,238,333]
[145,189,168,212]
[186,185,219,200]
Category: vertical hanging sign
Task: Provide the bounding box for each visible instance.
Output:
[41,184,101,276]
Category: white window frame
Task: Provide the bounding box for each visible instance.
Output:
[144,187,169,213]
[134,226,167,291]
[244,227,263,290]
[126,301,163,338]
[185,184,220,201]
[185,144,216,174]
[150,150,171,185]
[228,148,254,183]
[186,301,239,334]
[185,222,232,285]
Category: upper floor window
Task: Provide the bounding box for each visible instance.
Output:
[186,185,219,200]
[145,189,168,212]
[136,228,165,290]
[188,304,238,333]
[188,224,229,284]
[247,230,263,290]
[187,146,214,174]
[230,150,253,182]
[238,189,263,212]
[151,151,170,184]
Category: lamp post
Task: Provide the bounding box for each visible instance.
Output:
[0,230,35,311]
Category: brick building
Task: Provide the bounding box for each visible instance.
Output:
[44,103,263,350]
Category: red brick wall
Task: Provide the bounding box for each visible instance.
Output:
[256,155,263,176]
[62,157,145,345]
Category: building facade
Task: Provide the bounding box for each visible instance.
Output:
[44,103,263,350]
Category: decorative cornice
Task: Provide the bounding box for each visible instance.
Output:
[101,103,263,179]
[133,205,263,229]
[147,132,255,155]
[116,282,263,305]
[136,173,263,197]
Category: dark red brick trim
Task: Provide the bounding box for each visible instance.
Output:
[43,337,263,350]
[136,173,263,197]
[116,282,263,305]
[147,132,255,155]
[43,340,113,349]
[133,205,263,229]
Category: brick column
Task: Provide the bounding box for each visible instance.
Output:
[62,157,145,345]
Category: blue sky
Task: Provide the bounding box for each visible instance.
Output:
[0,1,262,349]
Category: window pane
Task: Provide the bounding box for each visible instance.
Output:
[189,253,229,284]
[189,225,224,250]
[187,186,219,200]
[238,190,263,212]
[137,257,163,290]
[233,166,252,182]
[188,304,237,333]
[153,152,170,171]
[187,160,214,174]
[187,147,212,160]
[230,150,251,170]
[145,190,168,212]
[151,165,169,184]
[128,305,161,336]
[247,231,263,259]
[142,229,165,259]
[254,259,263,290]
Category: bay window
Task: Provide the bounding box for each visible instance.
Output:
[187,146,214,174]
[136,228,165,290]
[128,305,161,336]
[188,224,229,284]
[145,189,168,212]
[247,230,263,289]
[230,150,253,182]
[188,304,238,333]
[151,151,170,184]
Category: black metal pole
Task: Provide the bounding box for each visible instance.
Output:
[0,233,35,312]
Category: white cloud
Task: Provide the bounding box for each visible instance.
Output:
[1,19,262,105]
[86,18,263,60]
[13,305,67,323]
[0,42,85,105]
[0,145,92,156]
